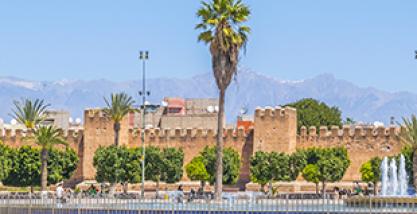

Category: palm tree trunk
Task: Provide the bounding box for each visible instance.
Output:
[114,122,120,146]
[214,89,225,200]
[413,149,417,190]
[321,181,326,198]
[40,147,48,192]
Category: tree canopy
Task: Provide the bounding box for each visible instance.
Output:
[3,145,78,187]
[200,146,241,185]
[284,98,342,132]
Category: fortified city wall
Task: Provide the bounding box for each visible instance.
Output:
[0,106,404,188]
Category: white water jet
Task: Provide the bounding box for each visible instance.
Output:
[399,155,408,195]
[389,158,398,195]
[380,155,409,196]
[381,157,389,196]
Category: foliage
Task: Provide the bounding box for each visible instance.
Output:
[302,164,320,185]
[32,126,68,149]
[360,157,382,184]
[93,145,131,184]
[0,142,13,182]
[125,148,142,184]
[196,0,251,198]
[10,98,50,129]
[289,150,307,180]
[250,151,292,186]
[94,146,184,184]
[250,151,271,186]
[399,115,417,188]
[143,147,164,183]
[103,92,135,123]
[4,146,40,187]
[186,156,210,182]
[196,0,251,53]
[47,148,79,185]
[161,148,184,183]
[3,146,77,187]
[196,146,241,185]
[298,147,350,192]
[284,98,342,132]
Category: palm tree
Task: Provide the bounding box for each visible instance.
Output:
[10,98,50,129]
[196,0,250,199]
[31,126,68,192]
[399,115,417,189]
[103,93,135,146]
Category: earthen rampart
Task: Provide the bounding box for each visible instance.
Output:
[297,125,402,181]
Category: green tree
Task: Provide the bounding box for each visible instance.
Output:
[125,148,142,184]
[186,156,210,190]
[360,157,381,195]
[250,151,292,195]
[4,146,41,191]
[316,156,346,195]
[144,147,164,197]
[196,0,250,199]
[93,145,130,193]
[399,115,417,189]
[289,150,307,180]
[103,92,135,146]
[200,146,241,185]
[47,147,79,185]
[30,126,68,192]
[161,148,184,183]
[302,164,320,194]
[0,143,13,183]
[10,98,50,129]
[250,151,271,190]
[284,98,342,132]
[4,146,78,190]
[299,147,350,196]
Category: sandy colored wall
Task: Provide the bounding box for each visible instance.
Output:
[296,125,402,181]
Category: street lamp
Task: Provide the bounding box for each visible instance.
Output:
[139,50,150,198]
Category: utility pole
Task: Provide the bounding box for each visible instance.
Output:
[139,50,149,198]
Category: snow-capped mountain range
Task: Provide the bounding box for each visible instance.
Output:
[0,71,416,124]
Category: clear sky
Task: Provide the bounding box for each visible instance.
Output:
[1,1,417,92]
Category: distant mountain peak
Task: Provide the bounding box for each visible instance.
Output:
[0,72,415,124]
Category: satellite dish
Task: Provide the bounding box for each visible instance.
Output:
[373,121,384,127]
[75,118,82,125]
[69,117,74,123]
[144,101,150,106]
[207,106,214,113]
[214,106,219,112]
[161,101,168,107]
[10,119,17,125]
[240,107,248,115]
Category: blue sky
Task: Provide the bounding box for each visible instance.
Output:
[1,1,417,92]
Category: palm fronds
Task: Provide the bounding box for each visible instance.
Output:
[10,98,50,129]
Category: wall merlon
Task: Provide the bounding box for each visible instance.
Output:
[300,125,400,141]
[319,126,328,137]
[308,126,317,136]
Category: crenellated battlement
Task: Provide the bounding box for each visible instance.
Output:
[255,106,296,120]
[128,127,247,140]
[298,125,399,140]
[0,128,83,145]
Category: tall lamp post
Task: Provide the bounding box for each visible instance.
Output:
[139,50,149,198]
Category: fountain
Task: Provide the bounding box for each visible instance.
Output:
[380,155,409,196]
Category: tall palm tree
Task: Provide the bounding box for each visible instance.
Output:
[196,0,250,199]
[31,126,68,192]
[399,115,417,189]
[10,98,50,129]
[103,93,135,146]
